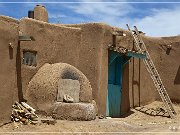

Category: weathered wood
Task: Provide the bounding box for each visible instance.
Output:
[15,101,29,113]
[11,101,39,125]
[21,102,36,112]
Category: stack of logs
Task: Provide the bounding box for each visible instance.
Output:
[11,101,38,125]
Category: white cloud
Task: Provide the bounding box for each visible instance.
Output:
[67,0,134,19]
[49,13,67,19]
[66,1,180,37]
[70,3,132,17]
[134,7,180,36]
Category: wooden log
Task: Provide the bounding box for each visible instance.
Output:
[12,104,21,110]
[21,102,36,112]
[20,102,38,118]
[15,101,30,114]
[13,109,25,114]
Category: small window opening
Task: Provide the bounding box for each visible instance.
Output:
[23,51,37,67]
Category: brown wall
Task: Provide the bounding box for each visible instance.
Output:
[63,23,110,115]
[62,24,132,115]
[19,18,82,101]
[121,62,130,115]
[129,57,158,107]
[16,19,180,117]
[0,16,19,125]
[143,37,180,102]
[128,39,162,107]
[19,20,113,116]
[129,36,180,107]
[70,25,180,114]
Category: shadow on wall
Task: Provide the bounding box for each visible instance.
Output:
[16,42,24,102]
[174,65,180,85]
[9,46,13,59]
[131,57,141,107]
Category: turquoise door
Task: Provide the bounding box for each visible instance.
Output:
[106,51,129,117]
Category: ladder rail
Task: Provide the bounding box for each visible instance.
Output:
[146,63,175,113]
[134,26,176,116]
[142,49,176,118]
[133,27,175,112]
[126,24,176,118]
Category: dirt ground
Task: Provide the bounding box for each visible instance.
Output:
[0,101,180,135]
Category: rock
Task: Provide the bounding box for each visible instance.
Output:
[20,118,27,122]
[13,122,19,129]
[41,118,57,125]
[30,120,39,125]
[30,117,40,125]
[159,108,165,112]
[98,114,104,119]
[30,115,38,121]
[106,117,112,119]
[14,118,20,122]
[22,118,29,125]
[63,94,74,103]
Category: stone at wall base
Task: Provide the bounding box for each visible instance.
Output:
[51,102,96,121]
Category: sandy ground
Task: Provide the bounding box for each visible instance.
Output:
[0,101,180,135]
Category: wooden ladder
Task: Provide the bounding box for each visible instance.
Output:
[126,24,176,119]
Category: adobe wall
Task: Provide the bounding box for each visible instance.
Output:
[121,62,130,115]
[19,21,114,115]
[62,23,110,115]
[109,30,180,108]
[129,56,158,107]
[101,28,180,109]
[62,23,131,115]
[19,18,82,101]
[143,37,180,102]
[129,36,180,107]
[0,16,19,125]
[19,16,180,115]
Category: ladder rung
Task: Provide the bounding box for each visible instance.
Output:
[127,24,176,119]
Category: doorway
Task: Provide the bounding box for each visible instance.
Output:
[106,51,129,117]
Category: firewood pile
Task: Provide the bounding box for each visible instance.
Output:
[11,101,39,125]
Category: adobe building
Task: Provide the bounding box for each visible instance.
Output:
[0,5,180,125]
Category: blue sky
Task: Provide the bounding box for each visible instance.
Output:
[0,0,180,36]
